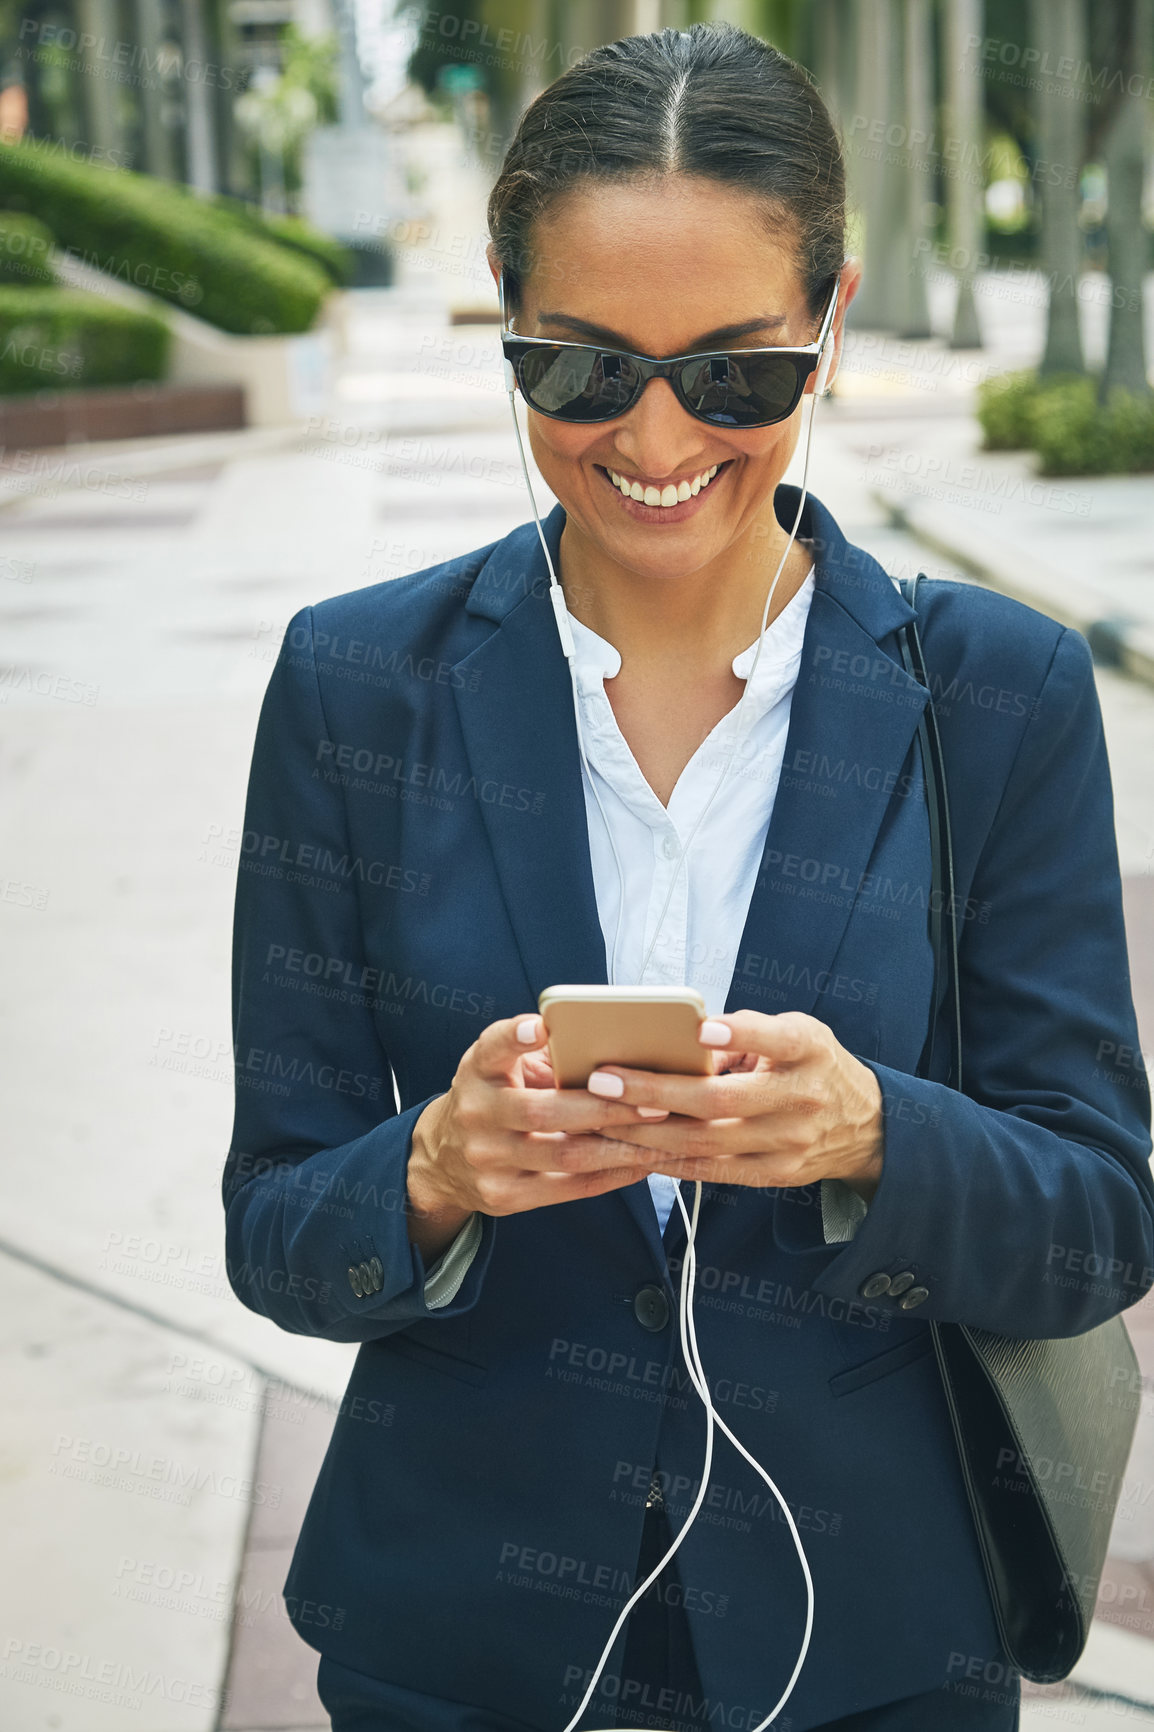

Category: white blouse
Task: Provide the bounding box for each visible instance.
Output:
[567,569,817,1234]
[421,558,866,1306]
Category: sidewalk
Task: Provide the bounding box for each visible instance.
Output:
[2,276,1154,1731]
[829,266,1154,688]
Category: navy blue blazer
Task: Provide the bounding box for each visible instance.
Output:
[223,487,1154,1729]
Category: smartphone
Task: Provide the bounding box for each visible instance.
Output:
[537,984,714,1089]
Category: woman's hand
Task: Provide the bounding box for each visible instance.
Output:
[587,1009,884,1202]
[406,1012,675,1260]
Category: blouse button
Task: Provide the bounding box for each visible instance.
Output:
[661,834,680,861]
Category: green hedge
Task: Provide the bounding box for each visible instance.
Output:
[975,369,1044,450]
[0,211,56,285]
[0,139,331,336]
[0,287,169,393]
[210,197,354,286]
[977,367,1154,474]
[1031,379,1154,475]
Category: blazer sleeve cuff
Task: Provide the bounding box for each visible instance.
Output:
[820,1178,869,1244]
[781,1058,1154,1337]
[423,1212,484,1309]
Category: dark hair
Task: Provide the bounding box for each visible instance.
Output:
[487,22,845,324]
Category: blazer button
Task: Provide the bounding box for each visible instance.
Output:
[888,1271,916,1296]
[369,1256,383,1286]
[359,1259,378,1294]
[860,1272,892,1299]
[348,1265,365,1297]
[634,1285,670,1331]
[900,1286,930,1310]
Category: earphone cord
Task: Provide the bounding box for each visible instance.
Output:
[505,374,820,1732]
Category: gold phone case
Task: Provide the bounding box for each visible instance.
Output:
[537,985,713,1089]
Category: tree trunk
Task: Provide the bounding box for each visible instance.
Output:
[1102,0,1152,397]
[897,0,933,337]
[1031,0,1087,376]
[846,0,899,329]
[943,0,983,347]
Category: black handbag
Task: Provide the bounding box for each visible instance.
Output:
[896,573,1142,1683]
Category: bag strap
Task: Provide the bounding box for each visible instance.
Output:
[896,575,963,1091]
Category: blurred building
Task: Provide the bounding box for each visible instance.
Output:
[0,0,336,195]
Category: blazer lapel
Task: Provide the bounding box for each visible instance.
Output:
[451,513,609,1001]
[724,583,930,1018]
[449,493,927,1267]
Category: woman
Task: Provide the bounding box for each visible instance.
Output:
[222,23,1154,1732]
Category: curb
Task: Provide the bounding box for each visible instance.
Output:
[871,488,1154,692]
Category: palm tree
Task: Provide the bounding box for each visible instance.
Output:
[943,0,983,348]
[1030,0,1087,376]
[1095,0,1152,398]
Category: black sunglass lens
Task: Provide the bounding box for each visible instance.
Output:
[517,348,639,420]
[678,354,804,427]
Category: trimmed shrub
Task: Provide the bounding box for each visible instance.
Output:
[210,197,354,286]
[1031,379,1154,475]
[0,287,169,393]
[976,368,1040,450]
[978,365,1154,473]
[1100,387,1154,473]
[0,211,56,285]
[1029,378,1115,474]
[0,139,330,335]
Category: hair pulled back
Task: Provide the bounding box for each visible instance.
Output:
[487,22,845,323]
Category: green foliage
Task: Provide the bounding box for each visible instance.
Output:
[210,196,354,285]
[280,23,339,125]
[0,138,331,335]
[1031,379,1154,476]
[1029,378,1117,474]
[976,368,1040,449]
[977,365,1154,473]
[0,211,56,285]
[233,25,338,204]
[259,211,354,285]
[0,286,169,393]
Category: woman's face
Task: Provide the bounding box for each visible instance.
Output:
[498,177,853,586]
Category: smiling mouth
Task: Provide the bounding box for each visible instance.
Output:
[596,461,731,513]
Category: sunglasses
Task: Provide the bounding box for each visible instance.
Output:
[498,273,839,430]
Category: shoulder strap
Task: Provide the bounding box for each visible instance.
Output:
[897,575,963,1091]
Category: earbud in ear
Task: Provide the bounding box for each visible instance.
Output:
[503,357,516,395]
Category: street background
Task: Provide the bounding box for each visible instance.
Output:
[2,1,1154,1728]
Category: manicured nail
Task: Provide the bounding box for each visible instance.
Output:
[587,1070,624,1097]
[516,1017,540,1043]
[636,1107,669,1119]
[699,1020,732,1046]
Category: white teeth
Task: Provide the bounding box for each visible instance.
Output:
[607,464,722,506]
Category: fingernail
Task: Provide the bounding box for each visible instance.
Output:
[636,1107,669,1120]
[699,1019,731,1046]
[587,1070,624,1097]
[516,1017,540,1044]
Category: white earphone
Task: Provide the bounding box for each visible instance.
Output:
[500,275,839,1732]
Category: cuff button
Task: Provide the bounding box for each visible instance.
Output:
[900,1286,930,1310]
[860,1272,892,1299]
[887,1271,916,1296]
[348,1265,365,1297]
